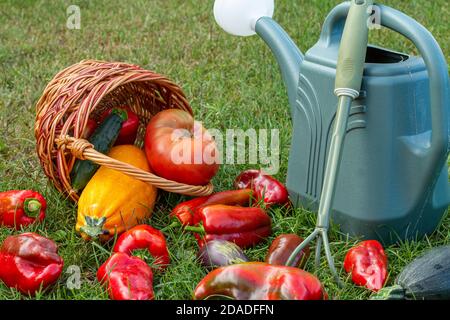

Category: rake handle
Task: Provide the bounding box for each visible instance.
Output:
[335,0,374,97]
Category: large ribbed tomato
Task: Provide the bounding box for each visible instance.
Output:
[144,109,219,185]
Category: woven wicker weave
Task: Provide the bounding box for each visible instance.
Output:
[35,60,214,202]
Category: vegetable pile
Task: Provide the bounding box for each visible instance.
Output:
[1,106,449,301]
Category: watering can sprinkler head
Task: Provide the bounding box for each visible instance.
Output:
[213,0,303,109]
[213,0,274,36]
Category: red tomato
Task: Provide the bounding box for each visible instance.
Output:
[144,109,219,185]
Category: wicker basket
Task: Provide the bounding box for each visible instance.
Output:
[35,60,214,202]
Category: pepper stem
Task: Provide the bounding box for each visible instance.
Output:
[80,216,108,239]
[184,224,205,234]
[160,220,182,233]
[23,198,42,218]
[112,108,128,122]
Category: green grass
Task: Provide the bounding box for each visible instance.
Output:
[0,0,449,300]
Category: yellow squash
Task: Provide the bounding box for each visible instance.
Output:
[76,145,157,241]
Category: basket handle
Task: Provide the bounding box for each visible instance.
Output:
[56,136,214,197]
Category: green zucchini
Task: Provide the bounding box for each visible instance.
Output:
[71,109,128,192]
[372,246,450,300]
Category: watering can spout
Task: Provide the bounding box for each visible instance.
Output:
[255,17,304,109]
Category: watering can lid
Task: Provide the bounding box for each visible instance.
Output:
[305,43,427,77]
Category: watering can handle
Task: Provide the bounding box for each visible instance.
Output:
[321,1,450,179]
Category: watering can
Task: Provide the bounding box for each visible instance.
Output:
[214,0,450,245]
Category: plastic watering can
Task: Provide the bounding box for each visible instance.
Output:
[214,1,450,245]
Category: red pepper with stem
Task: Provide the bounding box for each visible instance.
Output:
[344,240,388,292]
[193,262,327,300]
[113,225,170,270]
[99,105,140,145]
[170,197,210,227]
[170,189,253,226]
[0,233,64,295]
[185,204,271,249]
[97,252,154,300]
[235,170,289,207]
[0,190,46,229]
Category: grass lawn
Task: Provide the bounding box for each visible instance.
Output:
[0,0,449,300]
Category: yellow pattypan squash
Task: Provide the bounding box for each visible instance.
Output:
[76,145,157,241]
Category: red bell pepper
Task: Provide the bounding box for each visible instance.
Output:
[266,234,310,269]
[193,262,327,300]
[185,204,271,249]
[100,106,140,145]
[170,189,253,226]
[81,118,98,139]
[170,196,210,226]
[0,233,63,295]
[113,225,170,270]
[97,252,154,300]
[344,240,388,292]
[0,190,46,229]
[234,169,289,207]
